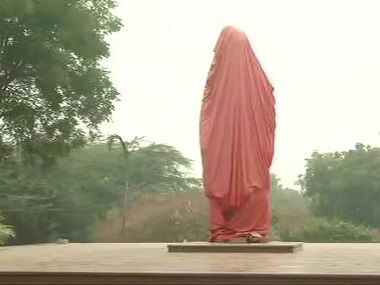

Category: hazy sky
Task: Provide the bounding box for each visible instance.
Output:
[104,0,380,187]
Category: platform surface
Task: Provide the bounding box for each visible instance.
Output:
[0,242,379,274]
[168,241,303,253]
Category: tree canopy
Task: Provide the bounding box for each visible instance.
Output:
[299,143,380,228]
[0,0,122,165]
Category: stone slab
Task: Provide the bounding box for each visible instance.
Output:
[167,241,303,253]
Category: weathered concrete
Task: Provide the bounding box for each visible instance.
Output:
[1,243,380,284]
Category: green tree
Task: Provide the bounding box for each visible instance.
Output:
[299,143,380,228]
[0,141,200,244]
[0,0,122,165]
[0,159,63,243]
[107,135,202,235]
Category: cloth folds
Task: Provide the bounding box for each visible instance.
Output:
[200,26,276,241]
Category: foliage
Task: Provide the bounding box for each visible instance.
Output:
[271,175,311,241]
[96,191,208,242]
[96,176,310,243]
[0,212,14,245]
[107,136,201,194]
[0,142,199,244]
[301,218,376,243]
[3,139,379,244]
[299,143,380,228]
[0,161,58,243]
[0,0,122,165]
[100,175,375,243]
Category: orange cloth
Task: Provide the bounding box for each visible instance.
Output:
[200,26,276,241]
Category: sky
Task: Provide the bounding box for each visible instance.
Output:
[104,0,380,187]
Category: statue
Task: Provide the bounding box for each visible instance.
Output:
[200,26,276,243]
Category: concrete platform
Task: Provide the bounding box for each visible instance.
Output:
[168,241,303,253]
[1,243,380,284]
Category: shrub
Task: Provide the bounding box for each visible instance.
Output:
[0,213,15,245]
[302,218,376,242]
[95,191,209,242]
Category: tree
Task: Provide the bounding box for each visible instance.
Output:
[106,136,201,195]
[0,141,201,244]
[107,135,202,235]
[299,143,380,228]
[0,159,66,243]
[0,0,122,165]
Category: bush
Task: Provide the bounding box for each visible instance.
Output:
[95,188,378,243]
[0,213,15,245]
[96,191,209,242]
[301,218,377,242]
[272,187,311,241]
